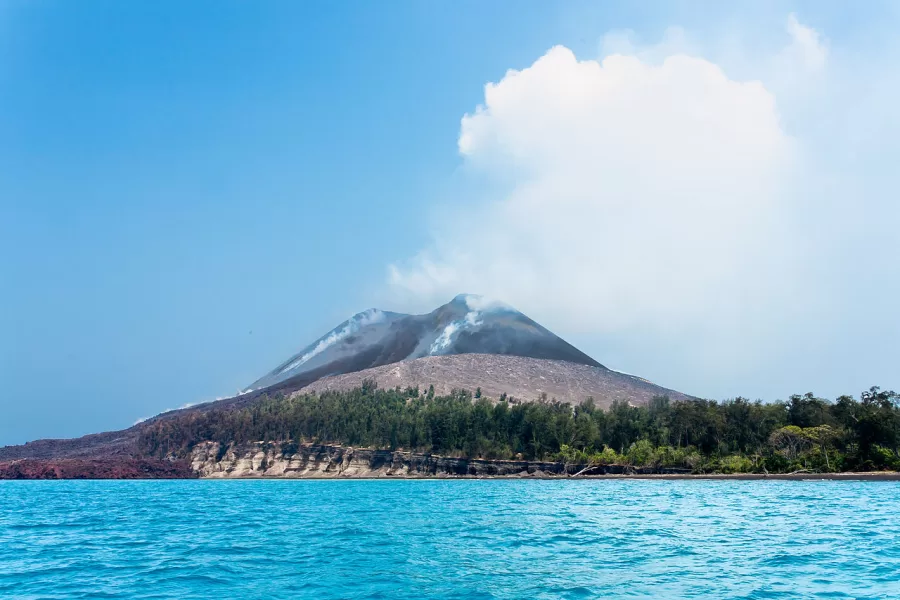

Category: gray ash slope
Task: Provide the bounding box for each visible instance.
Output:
[245,294,604,397]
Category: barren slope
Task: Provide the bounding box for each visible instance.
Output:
[299,354,691,407]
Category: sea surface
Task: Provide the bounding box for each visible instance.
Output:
[1,480,898,599]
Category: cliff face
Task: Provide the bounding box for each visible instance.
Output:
[191,441,607,478]
[188,442,691,478]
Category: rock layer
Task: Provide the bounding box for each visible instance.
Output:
[189,441,683,478]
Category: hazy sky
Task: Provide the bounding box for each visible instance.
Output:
[2,1,898,445]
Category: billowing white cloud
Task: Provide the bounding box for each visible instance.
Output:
[392,42,799,333]
[388,14,899,399]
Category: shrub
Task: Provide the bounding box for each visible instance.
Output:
[596,447,622,464]
[717,455,755,474]
[626,439,655,466]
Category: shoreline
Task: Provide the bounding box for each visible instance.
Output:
[3,472,898,482]
[194,471,900,482]
[4,447,899,481]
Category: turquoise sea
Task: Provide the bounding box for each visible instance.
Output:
[1,480,898,599]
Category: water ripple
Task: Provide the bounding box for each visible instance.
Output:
[1,480,899,599]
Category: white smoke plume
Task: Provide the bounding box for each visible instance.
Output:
[278,309,387,374]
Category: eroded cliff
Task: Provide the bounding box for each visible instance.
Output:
[189,441,633,478]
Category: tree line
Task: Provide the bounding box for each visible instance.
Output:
[137,382,900,473]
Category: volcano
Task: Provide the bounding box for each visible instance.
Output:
[0,294,691,465]
[245,294,604,396]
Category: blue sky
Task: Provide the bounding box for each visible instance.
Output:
[2,1,898,445]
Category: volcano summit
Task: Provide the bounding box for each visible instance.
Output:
[238,294,689,405]
[247,294,603,394]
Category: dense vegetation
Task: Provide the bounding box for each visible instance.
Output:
[138,383,900,473]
